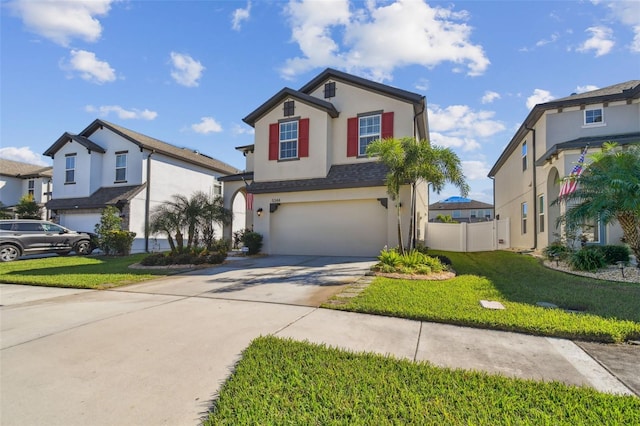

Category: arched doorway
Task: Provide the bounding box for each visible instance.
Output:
[230,190,247,247]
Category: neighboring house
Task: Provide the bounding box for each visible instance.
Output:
[429,197,494,223]
[43,119,239,253]
[489,80,640,251]
[0,158,52,218]
[221,68,429,256]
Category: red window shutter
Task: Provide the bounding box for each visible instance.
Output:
[347,117,358,157]
[298,118,309,158]
[269,123,279,161]
[381,111,394,139]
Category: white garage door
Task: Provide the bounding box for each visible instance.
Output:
[59,213,100,234]
[269,199,387,256]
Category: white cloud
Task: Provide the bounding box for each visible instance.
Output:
[535,32,559,47]
[232,1,251,31]
[0,146,49,166]
[8,0,114,47]
[231,124,255,136]
[462,160,490,180]
[62,49,116,84]
[191,117,223,134]
[605,1,640,52]
[576,85,599,94]
[526,89,555,110]
[428,104,505,152]
[577,26,615,57]
[281,0,489,81]
[481,91,500,104]
[85,105,157,120]
[170,52,205,87]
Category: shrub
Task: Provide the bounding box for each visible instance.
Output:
[242,231,263,255]
[206,252,227,264]
[569,248,607,272]
[378,247,402,268]
[374,248,446,275]
[584,245,630,264]
[543,241,572,261]
[102,230,136,256]
[140,253,169,266]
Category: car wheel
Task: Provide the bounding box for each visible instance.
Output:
[0,244,21,262]
[75,240,93,255]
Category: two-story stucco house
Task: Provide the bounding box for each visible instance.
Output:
[489,80,639,251]
[428,197,494,223]
[0,158,53,218]
[43,119,239,253]
[220,68,429,257]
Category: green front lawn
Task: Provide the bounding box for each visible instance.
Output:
[324,251,640,343]
[0,254,177,289]
[205,336,640,425]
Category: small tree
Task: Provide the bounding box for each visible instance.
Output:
[0,202,12,219]
[95,206,135,255]
[15,195,42,219]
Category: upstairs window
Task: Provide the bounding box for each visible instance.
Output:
[28,179,35,197]
[65,154,76,184]
[324,82,336,98]
[115,152,127,182]
[521,141,527,171]
[584,108,603,126]
[279,121,298,160]
[283,100,295,117]
[358,114,381,156]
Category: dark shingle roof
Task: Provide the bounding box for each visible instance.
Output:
[247,162,389,194]
[489,80,640,177]
[243,88,339,126]
[44,120,240,175]
[218,171,254,183]
[429,198,493,210]
[46,184,146,210]
[535,132,640,166]
[0,158,53,178]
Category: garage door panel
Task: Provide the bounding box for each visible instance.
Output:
[269,200,386,256]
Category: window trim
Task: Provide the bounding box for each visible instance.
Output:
[65,153,76,184]
[279,119,299,160]
[538,194,545,233]
[28,179,35,197]
[358,112,382,157]
[583,107,605,127]
[521,141,527,171]
[115,152,128,183]
[521,202,528,234]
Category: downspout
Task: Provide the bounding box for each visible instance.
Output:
[144,150,154,252]
[525,126,537,250]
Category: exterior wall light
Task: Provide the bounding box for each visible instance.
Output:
[257,208,263,217]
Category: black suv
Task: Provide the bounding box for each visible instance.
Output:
[0,220,96,262]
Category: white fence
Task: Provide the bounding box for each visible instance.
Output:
[424,219,510,252]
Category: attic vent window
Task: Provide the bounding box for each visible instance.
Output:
[283,100,295,117]
[324,82,336,98]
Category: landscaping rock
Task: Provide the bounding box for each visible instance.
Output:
[479,300,505,310]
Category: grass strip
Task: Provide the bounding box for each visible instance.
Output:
[0,254,175,289]
[325,251,640,342]
[205,336,640,425]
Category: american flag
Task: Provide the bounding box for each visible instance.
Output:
[246,192,253,211]
[558,146,588,199]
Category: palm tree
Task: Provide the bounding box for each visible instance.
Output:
[558,142,640,261]
[149,203,183,251]
[367,137,469,253]
[198,193,233,250]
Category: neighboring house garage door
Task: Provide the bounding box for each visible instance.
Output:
[269,199,387,257]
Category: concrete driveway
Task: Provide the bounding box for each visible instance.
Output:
[0,255,634,426]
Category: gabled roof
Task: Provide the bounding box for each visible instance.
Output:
[218,171,254,183]
[429,197,493,210]
[46,184,146,210]
[0,158,53,178]
[44,119,240,175]
[243,87,339,126]
[247,161,389,194]
[489,80,640,177]
[535,132,640,166]
[299,68,425,104]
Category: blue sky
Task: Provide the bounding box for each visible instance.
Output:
[1,0,639,203]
